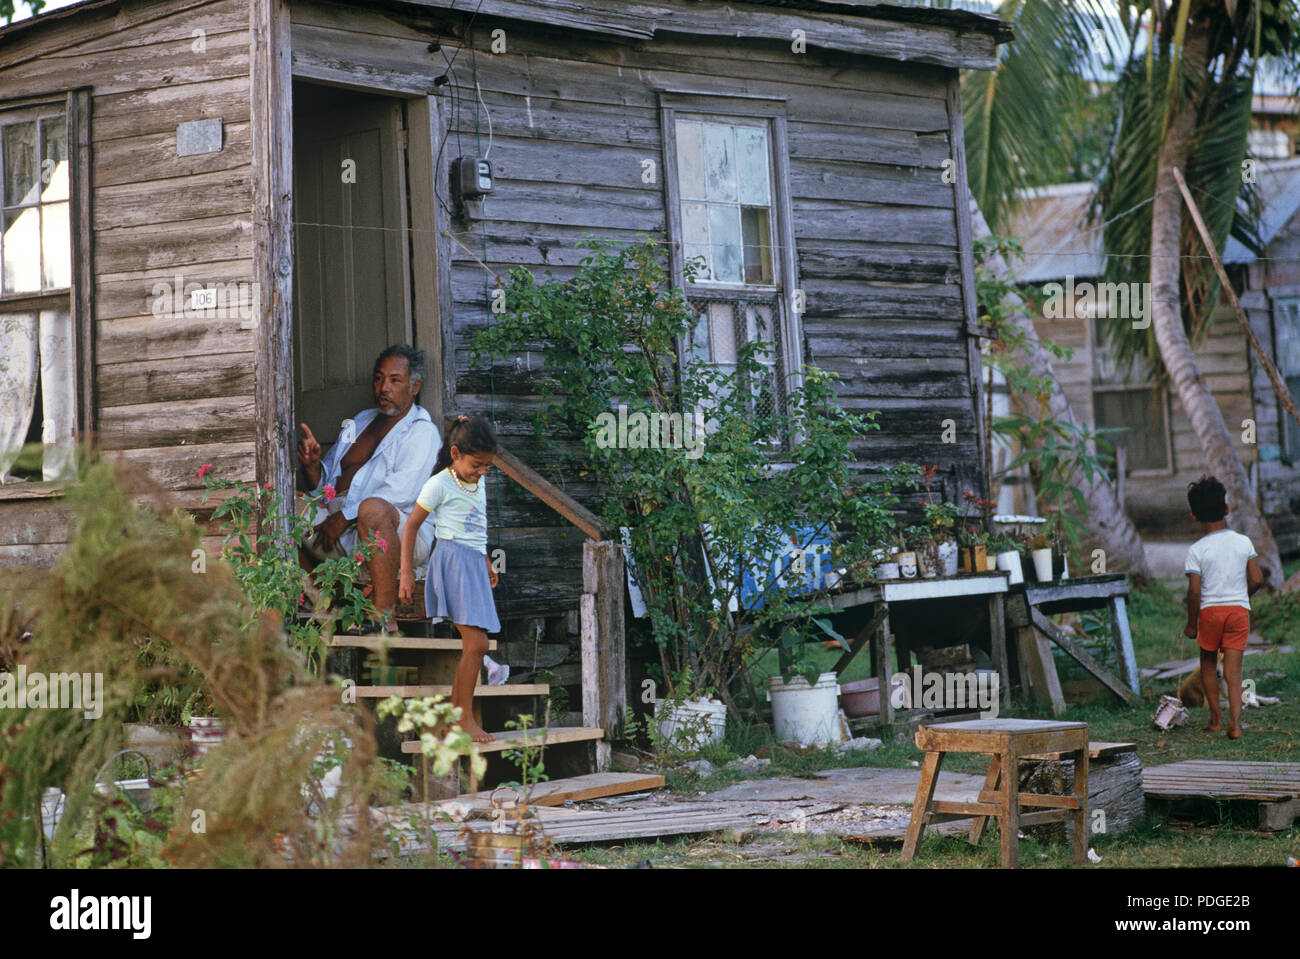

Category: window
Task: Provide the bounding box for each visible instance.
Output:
[1091,315,1171,473]
[1273,296,1300,460]
[0,94,86,486]
[662,97,801,438]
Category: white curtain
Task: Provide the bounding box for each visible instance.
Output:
[0,307,75,483]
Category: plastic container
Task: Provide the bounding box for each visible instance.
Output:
[1031,547,1054,582]
[768,672,841,745]
[938,540,959,576]
[655,697,726,750]
[996,550,1023,585]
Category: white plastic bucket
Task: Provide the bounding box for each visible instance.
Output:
[655,697,726,750]
[767,672,842,745]
[996,550,1023,585]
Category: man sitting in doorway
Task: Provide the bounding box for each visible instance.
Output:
[297,344,439,631]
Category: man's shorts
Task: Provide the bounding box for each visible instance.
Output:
[1196,605,1250,653]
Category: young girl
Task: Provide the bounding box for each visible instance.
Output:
[398,415,501,742]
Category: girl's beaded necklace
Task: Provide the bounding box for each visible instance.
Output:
[448,466,479,494]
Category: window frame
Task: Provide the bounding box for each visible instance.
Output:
[0,88,94,498]
[658,90,804,424]
[1089,313,1174,477]
[1270,293,1300,464]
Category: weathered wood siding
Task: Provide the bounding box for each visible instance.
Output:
[1030,302,1256,536]
[0,0,255,570]
[291,1,986,615]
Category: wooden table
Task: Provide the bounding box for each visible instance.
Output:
[903,718,1090,868]
[824,573,1010,725]
[1005,574,1140,714]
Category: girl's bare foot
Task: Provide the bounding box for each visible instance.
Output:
[461,721,496,743]
[1203,721,1222,732]
[1226,725,1243,739]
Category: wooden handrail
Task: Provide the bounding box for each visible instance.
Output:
[493,446,609,540]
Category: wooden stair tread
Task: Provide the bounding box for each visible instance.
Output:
[401,725,604,754]
[356,683,548,698]
[329,635,497,651]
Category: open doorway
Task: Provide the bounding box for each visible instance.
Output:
[292,82,414,447]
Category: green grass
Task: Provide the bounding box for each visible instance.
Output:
[591,577,1300,868]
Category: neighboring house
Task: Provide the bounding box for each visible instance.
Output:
[1004,159,1300,552]
[0,0,1010,636]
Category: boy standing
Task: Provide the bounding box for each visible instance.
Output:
[1183,476,1264,739]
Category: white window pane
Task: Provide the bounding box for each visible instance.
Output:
[682,200,711,282]
[703,123,737,202]
[3,121,39,207]
[691,309,711,363]
[708,204,742,283]
[676,120,706,200]
[741,206,772,284]
[709,301,737,364]
[42,202,70,289]
[2,207,41,293]
[1279,298,1300,375]
[736,126,770,206]
[41,116,68,203]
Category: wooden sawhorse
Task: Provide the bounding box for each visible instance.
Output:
[901,718,1089,868]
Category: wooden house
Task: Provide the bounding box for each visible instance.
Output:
[1005,161,1300,553]
[0,0,1010,668]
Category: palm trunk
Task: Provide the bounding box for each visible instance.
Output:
[971,203,1152,584]
[1148,16,1284,588]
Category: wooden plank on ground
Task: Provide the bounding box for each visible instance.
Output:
[399,725,603,755]
[1143,760,1300,802]
[1024,741,1137,761]
[457,772,666,807]
[358,683,548,698]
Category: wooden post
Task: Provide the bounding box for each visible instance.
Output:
[1109,595,1140,695]
[988,594,1009,709]
[875,606,895,726]
[582,539,626,771]
[1016,625,1065,716]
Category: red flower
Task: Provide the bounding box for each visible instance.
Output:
[322,485,336,503]
[197,463,213,479]
[922,464,939,477]
[353,552,364,563]
[264,482,274,491]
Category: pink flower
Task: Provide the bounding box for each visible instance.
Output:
[197,463,213,479]
[264,482,274,491]
[374,535,388,553]
[322,485,336,503]
[353,552,364,563]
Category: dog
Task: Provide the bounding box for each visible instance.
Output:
[1177,652,1229,709]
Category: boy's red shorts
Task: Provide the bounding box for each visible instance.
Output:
[1196,605,1250,653]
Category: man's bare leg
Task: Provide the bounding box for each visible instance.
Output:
[1199,649,1222,731]
[356,497,401,629]
[1223,648,1244,739]
[452,624,494,742]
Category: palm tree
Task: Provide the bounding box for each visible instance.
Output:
[1092,0,1300,588]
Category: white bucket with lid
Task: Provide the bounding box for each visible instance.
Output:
[655,697,726,750]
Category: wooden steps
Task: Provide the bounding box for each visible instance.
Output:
[330,635,497,651]
[401,725,604,755]
[357,683,549,699]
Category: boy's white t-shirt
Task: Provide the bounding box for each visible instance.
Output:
[415,469,488,554]
[1184,529,1257,610]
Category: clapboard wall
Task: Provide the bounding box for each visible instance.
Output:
[291,0,987,616]
[0,0,254,571]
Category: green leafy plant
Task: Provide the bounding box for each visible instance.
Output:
[202,469,382,671]
[500,713,549,796]
[472,235,905,700]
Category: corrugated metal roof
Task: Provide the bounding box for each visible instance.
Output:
[1009,160,1300,282]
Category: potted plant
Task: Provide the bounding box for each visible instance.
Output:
[917,466,960,577]
[653,668,726,752]
[1026,530,1054,582]
[910,525,939,579]
[1045,510,1070,580]
[988,532,1024,584]
[891,528,917,579]
[957,524,990,574]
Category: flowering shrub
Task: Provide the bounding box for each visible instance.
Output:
[200,470,381,670]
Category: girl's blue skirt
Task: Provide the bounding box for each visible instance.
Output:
[424,538,501,633]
